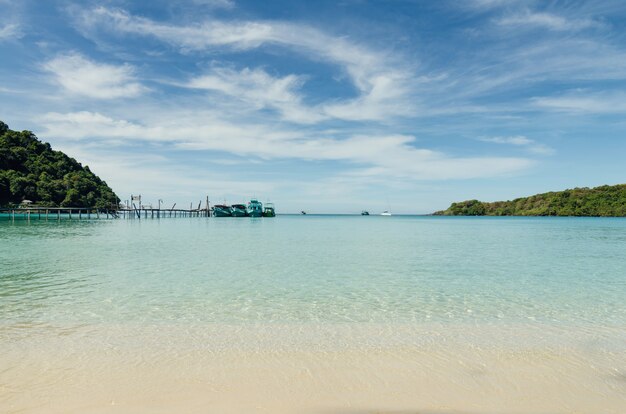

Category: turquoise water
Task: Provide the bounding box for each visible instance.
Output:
[3,215,626,413]
[2,215,625,332]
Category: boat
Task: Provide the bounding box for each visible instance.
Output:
[213,204,232,217]
[361,210,370,215]
[231,204,248,217]
[247,199,263,217]
[381,210,392,216]
[263,203,276,217]
[301,211,307,215]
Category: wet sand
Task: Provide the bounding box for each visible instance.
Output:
[2,323,625,413]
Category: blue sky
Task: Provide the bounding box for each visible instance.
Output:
[1,0,625,213]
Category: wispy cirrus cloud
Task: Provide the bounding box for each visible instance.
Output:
[480,135,554,155]
[50,142,277,204]
[467,0,526,9]
[182,65,413,123]
[184,66,325,124]
[434,36,626,112]
[496,10,602,31]
[72,6,414,122]
[532,92,626,114]
[43,52,146,99]
[40,110,533,181]
[190,0,235,9]
[0,23,22,41]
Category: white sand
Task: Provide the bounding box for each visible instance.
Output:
[2,323,625,413]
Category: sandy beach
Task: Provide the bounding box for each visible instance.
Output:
[2,323,625,414]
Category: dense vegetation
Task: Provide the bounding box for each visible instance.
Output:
[0,121,119,208]
[434,184,626,217]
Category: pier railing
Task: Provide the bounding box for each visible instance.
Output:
[118,207,210,219]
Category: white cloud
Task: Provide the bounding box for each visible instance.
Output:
[496,10,600,31]
[40,111,534,181]
[481,135,533,146]
[51,142,276,205]
[43,52,146,99]
[323,73,413,120]
[74,7,413,122]
[468,0,525,9]
[480,135,554,155]
[532,92,626,114]
[185,66,325,124]
[183,65,413,123]
[76,7,279,50]
[190,0,235,9]
[0,23,21,41]
[41,111,150,138]
[182,64,414,124]
[436,36,626,111]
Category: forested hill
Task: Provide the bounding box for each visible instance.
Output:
[434,184,626,217]
[0,121,119,208]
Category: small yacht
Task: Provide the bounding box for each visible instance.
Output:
[361,210,370,216]
[247,199,263,217]
[213,204,232,217]
[381,210,392,216]
[231,204,248,217]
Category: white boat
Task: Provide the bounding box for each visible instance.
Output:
[381,210,391,216]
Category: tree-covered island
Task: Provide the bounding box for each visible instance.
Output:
[434,184,626,217]
[0,120,119,208]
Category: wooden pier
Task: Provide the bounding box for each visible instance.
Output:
[2,195,214,221]
[118,207,211,219]
[0,206,212,220]
[0,207,118,221]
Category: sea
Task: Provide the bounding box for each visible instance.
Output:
[1,215,625,413]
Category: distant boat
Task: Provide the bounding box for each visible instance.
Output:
[213,204,232,217]
[247,199,263,217]
[361,210,370,216]
[381,210,391,216]
[301,211,307,215]
[231,204,248,217]
[263,203,276,217]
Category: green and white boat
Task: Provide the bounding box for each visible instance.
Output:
[263,203,276,217]
[247,199,263,217]
[231,204,248,217]
[213,204,232,217]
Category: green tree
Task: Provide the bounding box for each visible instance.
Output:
[435,185,626,217]
[0,120,120,208]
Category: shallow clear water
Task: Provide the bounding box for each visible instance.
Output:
[2,215,625,330]
[2,215,626,413]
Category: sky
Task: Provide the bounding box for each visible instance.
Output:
[1,0,625,213]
